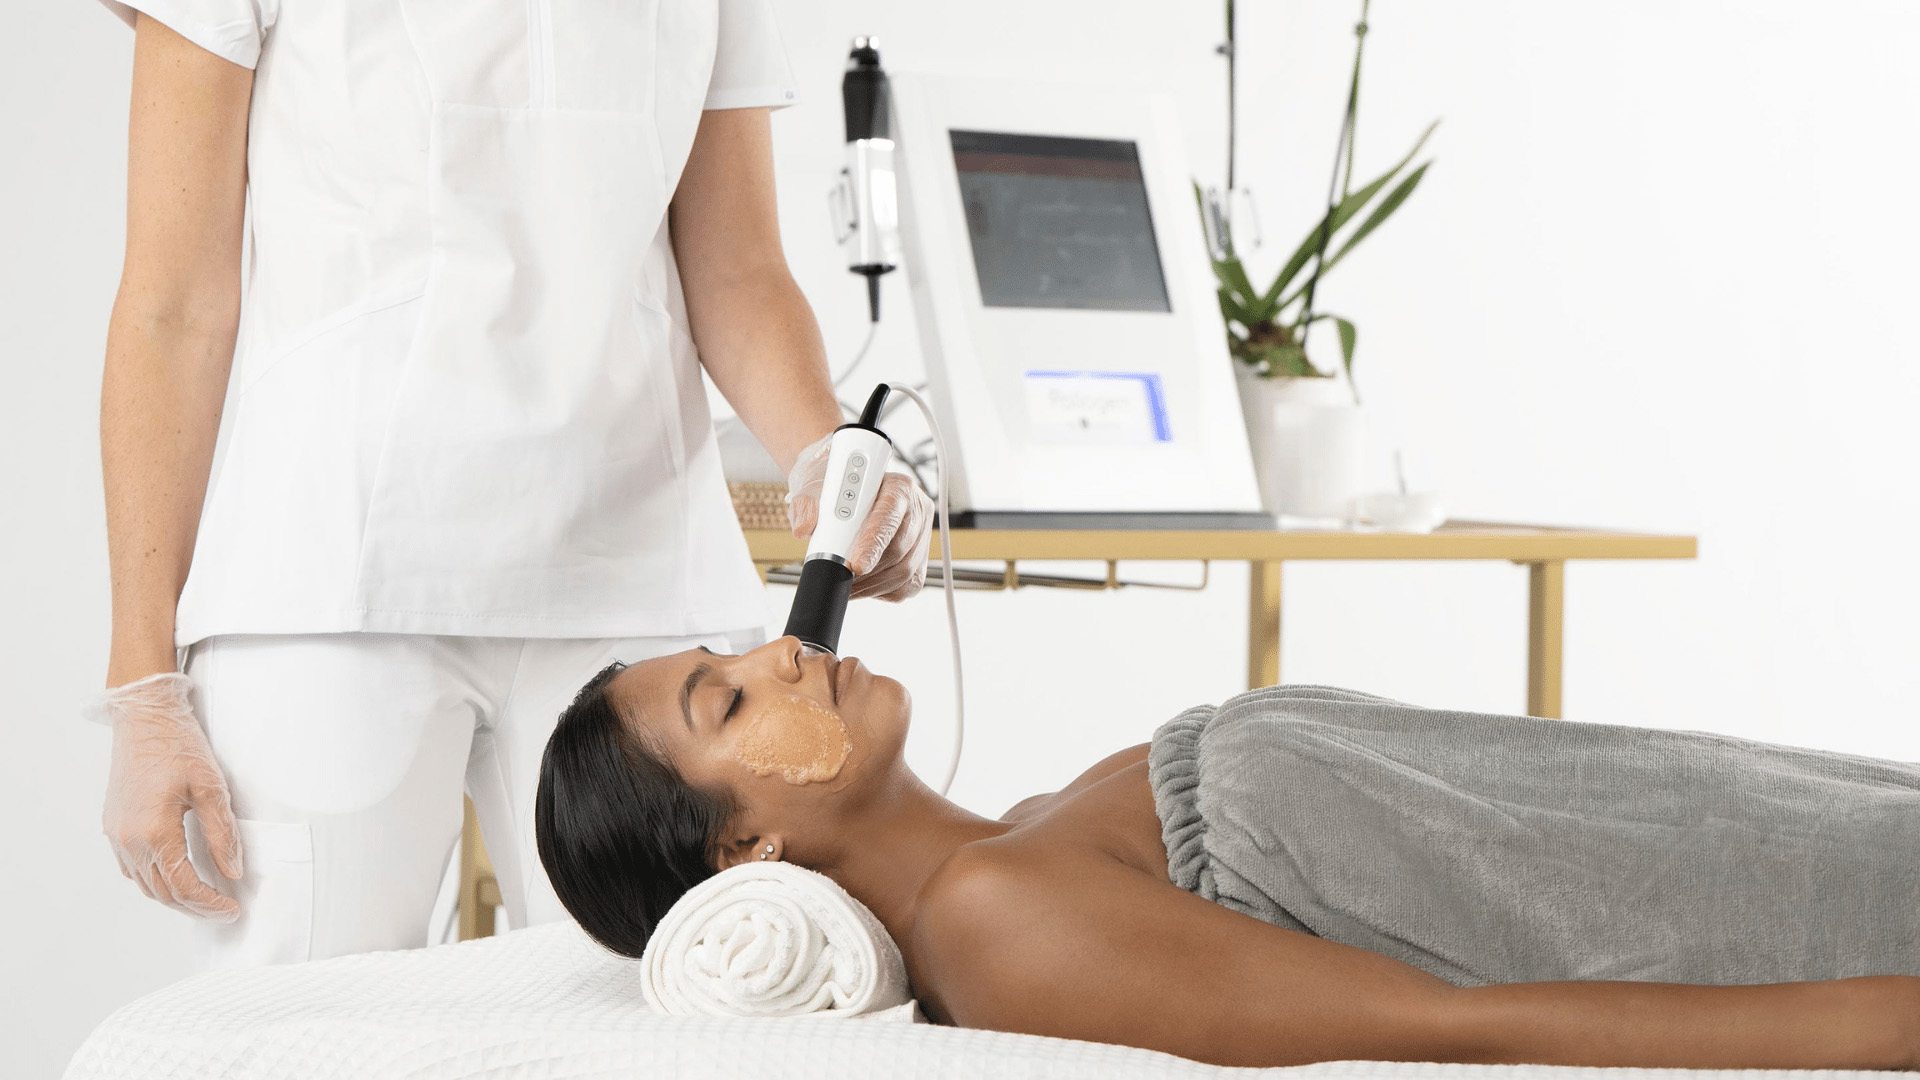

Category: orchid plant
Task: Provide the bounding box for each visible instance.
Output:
[1203,0,1438,384]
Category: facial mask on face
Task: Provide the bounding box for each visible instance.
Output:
[729,696,853,785]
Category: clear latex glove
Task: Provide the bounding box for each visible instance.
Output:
[844,471,934,601]
[786,435,935,603]
[782,432,835,546]
[87,672,244,922]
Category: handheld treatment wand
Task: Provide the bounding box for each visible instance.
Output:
[784,384,897,656]
[783,382,964,795]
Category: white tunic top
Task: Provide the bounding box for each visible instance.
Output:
[97,0,794,647]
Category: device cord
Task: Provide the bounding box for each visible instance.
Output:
[833,319,884,393]
[884,383,963,797]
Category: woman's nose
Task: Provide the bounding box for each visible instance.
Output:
[749,636,806,681]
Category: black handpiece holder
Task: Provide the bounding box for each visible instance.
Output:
[842,40,890,144]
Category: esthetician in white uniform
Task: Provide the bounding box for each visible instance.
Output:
[86,0,933,969]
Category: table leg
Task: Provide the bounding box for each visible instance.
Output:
[1248,560,1282,690]
[1526,560,1565,719]
[458,796,497,941]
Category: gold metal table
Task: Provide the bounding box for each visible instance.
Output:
[456,519,1696,939]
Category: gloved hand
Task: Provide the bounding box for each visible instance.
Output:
[786,433,935,602]
[86,672,244,921]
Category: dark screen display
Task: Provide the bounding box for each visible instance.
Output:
[950,130,1172,313]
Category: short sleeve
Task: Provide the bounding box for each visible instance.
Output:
[704,0,798,111]
[95,0,267,70]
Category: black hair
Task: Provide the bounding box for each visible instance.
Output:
[534,660,738,958]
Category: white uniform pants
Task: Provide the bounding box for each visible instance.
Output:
[177,628,763,971]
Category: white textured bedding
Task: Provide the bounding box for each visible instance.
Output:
[63,921,1886,1080]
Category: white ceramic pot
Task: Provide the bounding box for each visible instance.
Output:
[1233,365,1370,522]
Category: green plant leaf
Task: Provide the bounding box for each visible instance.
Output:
[1258,119,1439,307]
[1215,255,1286,326]
[1277,162,1431,311]
[1217,289,1244,330]
[1327,163,1429,269]
[1294,313,1358,380]
[1213,255,1259,306]
[1333,316,1357,381]
[1214,277,1271,328]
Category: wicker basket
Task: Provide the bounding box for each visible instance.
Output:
[728,481,792,532]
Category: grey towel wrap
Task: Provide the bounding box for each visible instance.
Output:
[1149,684,1920,987]
[1148,704,1209,895]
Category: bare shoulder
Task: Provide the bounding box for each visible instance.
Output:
[901,841,1190,1028]
[998,742,1150,822]
[901,842,1119,1024]
[902,838,1458,1066]
[1074,742,1151,794]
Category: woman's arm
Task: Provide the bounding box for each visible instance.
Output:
[910,848,1919,1069]
[1447,973,1919,1069]
[668,107,840,475]
[103,14,252,685]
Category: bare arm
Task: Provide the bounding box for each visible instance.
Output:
[103,14,252,685]
[912,849,1919,1070]
[668,107,840,475]
[1447,972,1918,1070]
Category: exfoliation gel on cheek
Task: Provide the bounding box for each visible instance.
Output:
[727,695,854,785]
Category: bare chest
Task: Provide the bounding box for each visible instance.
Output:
[1005,760,1171,881]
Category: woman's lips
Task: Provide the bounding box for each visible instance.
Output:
[832,656,858,703]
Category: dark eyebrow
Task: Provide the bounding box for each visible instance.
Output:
[680,661,711,733]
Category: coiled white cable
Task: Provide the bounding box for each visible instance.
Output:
[884,382,963,797]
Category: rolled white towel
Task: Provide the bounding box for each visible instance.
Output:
[640,860,915,1019]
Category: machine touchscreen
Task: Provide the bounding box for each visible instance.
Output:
[949,130,1172,313]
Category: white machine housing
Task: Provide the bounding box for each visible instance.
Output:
[891,72,1266,526]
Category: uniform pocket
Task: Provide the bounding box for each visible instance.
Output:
[186,815,315,970]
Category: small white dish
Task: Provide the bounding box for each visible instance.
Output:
[1355,491,1446,533]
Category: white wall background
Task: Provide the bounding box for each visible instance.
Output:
[5,1,1917,1075]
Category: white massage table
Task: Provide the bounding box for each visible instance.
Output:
[63,920,1881,1080]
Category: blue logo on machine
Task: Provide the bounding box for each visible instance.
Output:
[1023,370,1171,444]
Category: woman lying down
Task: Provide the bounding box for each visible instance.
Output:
[532,637,1920,1070]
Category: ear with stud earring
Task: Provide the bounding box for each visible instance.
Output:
[759,843,774,861]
